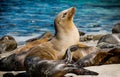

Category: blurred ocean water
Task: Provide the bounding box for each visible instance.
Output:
[0,0,120,42]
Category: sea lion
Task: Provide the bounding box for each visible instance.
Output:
[97,34,120,49]
[76,48,120,67]
[16,7,82,55]
[0,35,17,54]
[112,22,120,33]
[0,7,84,71]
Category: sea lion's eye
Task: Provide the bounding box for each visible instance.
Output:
[62,12,67,18]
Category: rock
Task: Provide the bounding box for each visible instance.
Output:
[112,23,120,33]
[97,34,120,49]
[79,31,85,36]
[0,35,17,53]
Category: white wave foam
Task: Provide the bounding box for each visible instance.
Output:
[12,34,41,43]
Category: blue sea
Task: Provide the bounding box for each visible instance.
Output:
[0,0,120,42]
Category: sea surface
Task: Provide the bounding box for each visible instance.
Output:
[0,0,120,43]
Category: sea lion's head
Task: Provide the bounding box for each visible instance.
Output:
[55,7,76,21]
[54,7,79,39]
[54,7,76,28]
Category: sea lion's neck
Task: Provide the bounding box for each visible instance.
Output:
[51,21,80,52]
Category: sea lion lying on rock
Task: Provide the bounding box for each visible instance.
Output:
[0,35,17,54]
[70,45,100,62]
[76,48,120,67]
[97,33,120,49]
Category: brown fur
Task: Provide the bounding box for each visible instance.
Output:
[15,32,53,54]
[71,45,100,61]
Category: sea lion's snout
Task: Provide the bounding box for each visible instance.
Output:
[67,7,76,20]
[69,7,76,14]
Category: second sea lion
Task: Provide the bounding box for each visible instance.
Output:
[76,48,120,67]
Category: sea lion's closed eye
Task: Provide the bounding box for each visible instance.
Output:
[62,12,67,18]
